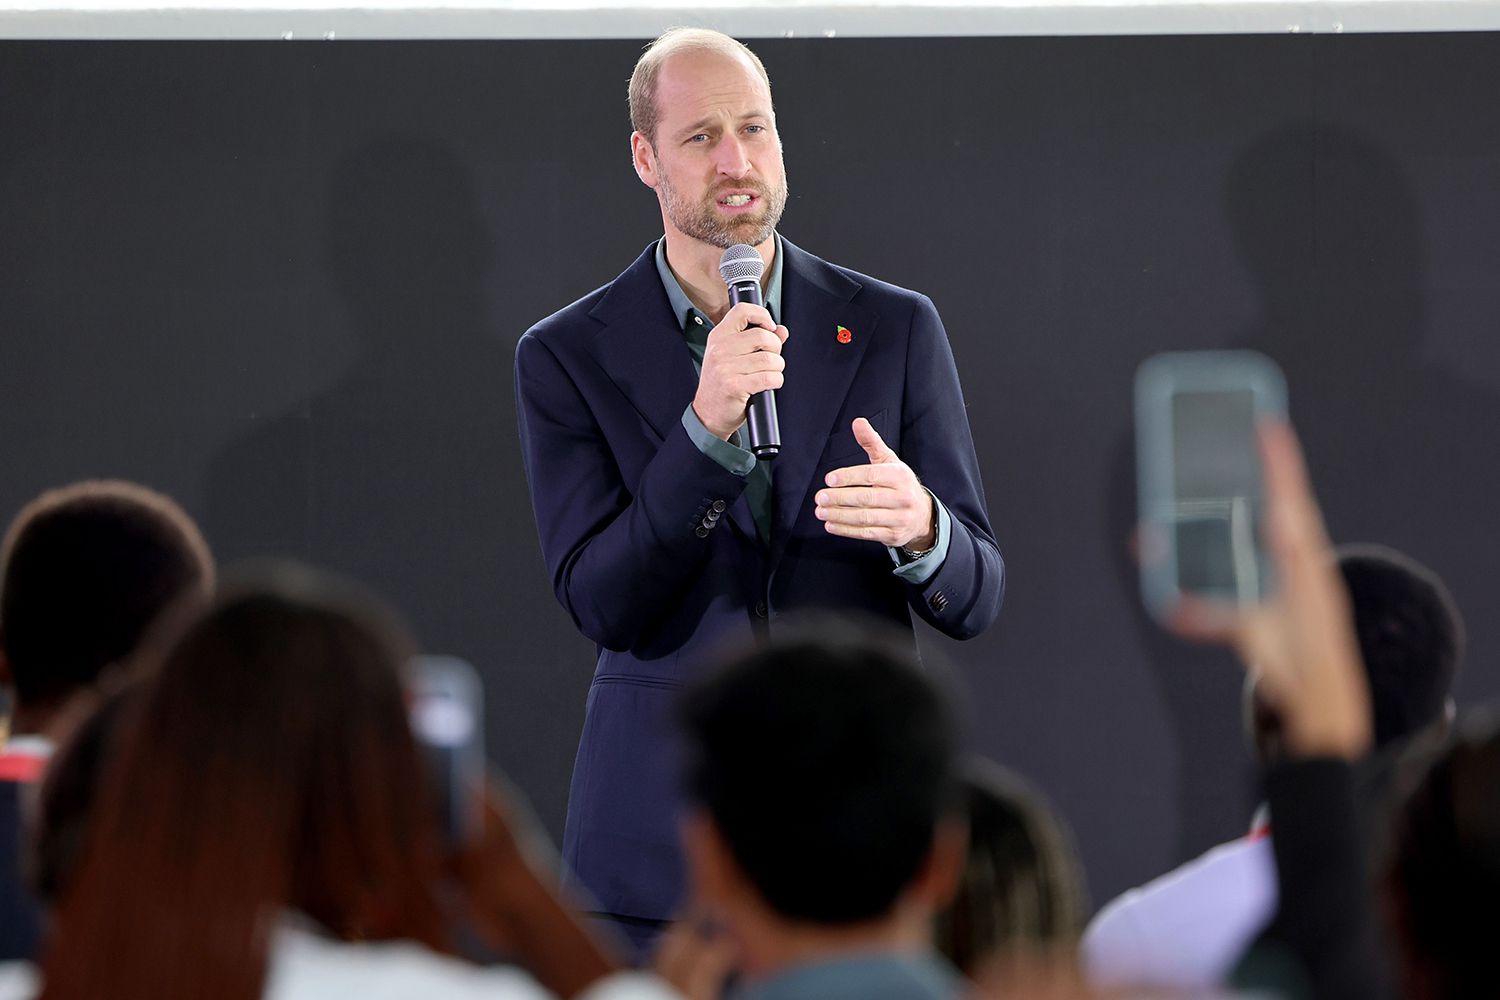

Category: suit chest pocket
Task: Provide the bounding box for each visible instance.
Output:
[820,407,890,469]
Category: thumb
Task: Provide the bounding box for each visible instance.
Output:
[853,417,897,464]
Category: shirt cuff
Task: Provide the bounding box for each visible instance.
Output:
[681,404,755,477]
[889,493,951,585]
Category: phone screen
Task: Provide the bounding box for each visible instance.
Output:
[1135,350,1286,621]
[409,655,484,847]
[1170,388,1264,601]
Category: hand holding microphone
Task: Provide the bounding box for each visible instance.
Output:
[689,245,785,456]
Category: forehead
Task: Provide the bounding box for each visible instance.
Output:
[653,48,773,130]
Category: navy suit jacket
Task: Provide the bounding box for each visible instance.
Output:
[515,238,1004,920]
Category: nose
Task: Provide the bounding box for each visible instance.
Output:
[715,134,752,178]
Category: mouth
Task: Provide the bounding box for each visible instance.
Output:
[716,191,760,212]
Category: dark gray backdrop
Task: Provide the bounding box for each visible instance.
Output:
[4,35,1499,908]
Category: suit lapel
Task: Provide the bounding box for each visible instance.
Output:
[590,246,700,445]
[768,240,876,573]
[589,244,759,541]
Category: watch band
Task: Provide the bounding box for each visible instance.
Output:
[900,488,939,562]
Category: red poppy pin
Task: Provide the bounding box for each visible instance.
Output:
[836,325,853,344]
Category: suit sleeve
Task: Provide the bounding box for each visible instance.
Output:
[515,331,750,652]
[897,294,1005,639]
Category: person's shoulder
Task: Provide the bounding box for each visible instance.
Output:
[784,240,930,311]
[521,281,612,351]
[0,962,38,1000]
[1092,833,1274,930]
[1083,834,1277,987]
[265,920,552,1000]
[522,244,659,352]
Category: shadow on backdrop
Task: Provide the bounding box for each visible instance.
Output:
[1105,122,1500,867]
[204,137,549,797]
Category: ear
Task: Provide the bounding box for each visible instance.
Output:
[909,817,969,912]
[631,131,660,190]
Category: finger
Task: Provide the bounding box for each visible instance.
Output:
[724,302,775,332]
[817,504,905,529]
[1163,594,1240,644]
[732,371,783,395]
[1258,421,1346,625]
[734,351,785,374]
[852,417,897,463]
[1258,421,1331,558]
[726,328,784,357]
[710,326,782,356]
[774,324,790,343]
[823,463,907,489]
[821,520,901,545]
[814,486,908,509]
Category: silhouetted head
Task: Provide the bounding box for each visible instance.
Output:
[0,480,213,719]
[933,758,1087,976]
[1386,707,1500,1000]
[1248,544,1461,764]
[677,619,964,936]
[41,563,450,1000]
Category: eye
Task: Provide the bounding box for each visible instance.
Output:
[686,133,710,145]
[744,124,766,135]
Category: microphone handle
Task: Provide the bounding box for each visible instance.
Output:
[729,280,780,459]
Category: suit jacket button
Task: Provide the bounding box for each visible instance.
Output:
[696,526,710,538]
[712,499,727,513]
[754,599,768,618]
[928,592,948,613]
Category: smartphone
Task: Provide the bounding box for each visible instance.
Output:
[1134,350,1288,623]
[408,654,485,847]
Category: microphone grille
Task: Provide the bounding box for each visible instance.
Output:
[718,244,766,285]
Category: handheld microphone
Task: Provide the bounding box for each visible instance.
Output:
[718,244,780,460]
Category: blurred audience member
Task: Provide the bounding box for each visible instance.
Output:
[1385,707,1500,1000]
[1085,544,1461,991]
[1169,423,1384,1000]
[29,686,139,907]
[34,565,673,1000]
[0,480,212,961]
[933,758,1086,978]
[675,621,968,1000]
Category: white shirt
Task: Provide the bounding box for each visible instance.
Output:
[0,920,680,1000]
[1082,831,1277,991]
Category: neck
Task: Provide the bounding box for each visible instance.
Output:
[661,227,776,324]
[733,906,930,981]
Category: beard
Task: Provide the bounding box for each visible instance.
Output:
[659,170,789,249]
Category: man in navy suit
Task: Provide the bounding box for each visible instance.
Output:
[515,28,1005,954]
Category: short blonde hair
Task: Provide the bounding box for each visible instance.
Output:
[628,28,772,145]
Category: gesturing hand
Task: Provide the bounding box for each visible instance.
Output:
[815,417,936,551]
[691,302,789,442]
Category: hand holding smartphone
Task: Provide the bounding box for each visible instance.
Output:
[1134,350,1288,624]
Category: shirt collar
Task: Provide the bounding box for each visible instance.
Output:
[655,233,784,331]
